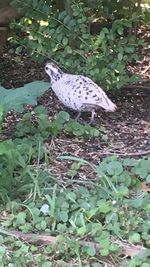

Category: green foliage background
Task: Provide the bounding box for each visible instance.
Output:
[10,0,149,90]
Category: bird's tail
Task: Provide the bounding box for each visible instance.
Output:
[100,93,117,112]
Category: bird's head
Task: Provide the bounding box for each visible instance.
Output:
[45,62,63,83]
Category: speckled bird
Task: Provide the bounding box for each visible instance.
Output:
[45,62,117,124]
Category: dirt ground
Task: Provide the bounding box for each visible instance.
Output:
[0,37,150,177]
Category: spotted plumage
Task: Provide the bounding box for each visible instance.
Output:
[45,62,117,124]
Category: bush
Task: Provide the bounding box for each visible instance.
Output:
[10,0,145,90]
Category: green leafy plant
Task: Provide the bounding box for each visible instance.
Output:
[10,1,144,90]
[0,135,51,201]
[0,81,49,114]
[1,155,150,265]
[15,108,105,139]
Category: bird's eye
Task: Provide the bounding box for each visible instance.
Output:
[45,67,49,70]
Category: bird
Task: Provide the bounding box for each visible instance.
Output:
[45,62,117,124]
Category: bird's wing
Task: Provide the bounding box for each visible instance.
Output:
[76,76,116,112]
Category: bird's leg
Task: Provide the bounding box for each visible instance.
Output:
[89,109,96,125]
[75,112,81,121]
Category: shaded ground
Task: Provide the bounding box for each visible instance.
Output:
[0,37,150,178]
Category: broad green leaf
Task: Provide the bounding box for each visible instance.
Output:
[16,212,26,226]
[118,52,123,61]
[141,263,150,267]
[85,208,99,219]
[99,201,112,214]
[0,81,49,113]
[134,167,148,179]
[62,37,68,46]
[134,249,150,261]
[123,158,138,167]
[65,46,72,53]
[86,244,96,256]
[63,15,71,25]
[77,226,86,236]
[129,233,141,243]
[100,248,109,256]
[117,26,124,35]
[66,192,76,202]
[146,175,150,182]
[117,185,129,197]
[125,46,135,53]
[55,25,64,34]
[48,28,55,36]
[58,10,67,21]
[107,161,123,176]
[40,220,47,230]
[59,211,68,223]
[109,243,119,252]
[125,196,145,208]
[56,111,70,123]
[98,31,105,44]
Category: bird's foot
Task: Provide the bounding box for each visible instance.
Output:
[89,109,96,125]
[75,112,81,121]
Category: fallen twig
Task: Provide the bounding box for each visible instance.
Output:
[0,228,147,257]
[98,150,150,157]
[142,64,150,74]
[122,85,150,90]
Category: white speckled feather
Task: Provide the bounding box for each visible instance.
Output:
[52,74,116,112]
[45,62,116,123]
